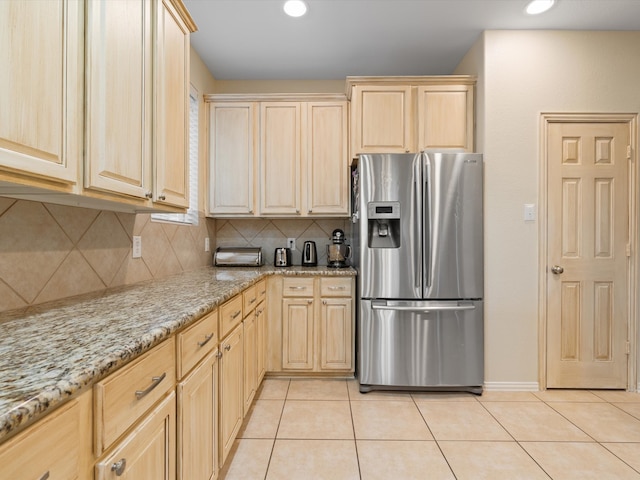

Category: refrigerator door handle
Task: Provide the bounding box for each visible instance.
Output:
[423,155,432,290]
[371,303,476,312]
[413,172,421,290]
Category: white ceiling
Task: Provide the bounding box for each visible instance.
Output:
[184,0,640,80]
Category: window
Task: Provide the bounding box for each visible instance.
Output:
[152,87,199,225]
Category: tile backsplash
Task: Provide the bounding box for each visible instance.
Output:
[0,197,215,313]
[216,218,352,266]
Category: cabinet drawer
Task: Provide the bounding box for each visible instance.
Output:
[95,391,176,480]
[0,398,81,480]
[95,338,176,455]
[282,277,314,297]
[177,309,218,379]
[243,284,258,314]
[320,277,352,297]
[256,279,267,304]
[220,294,243,339]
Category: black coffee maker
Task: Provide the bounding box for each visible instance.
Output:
[327,229,351,268]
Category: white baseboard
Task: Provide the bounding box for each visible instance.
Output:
[483,381,539,392]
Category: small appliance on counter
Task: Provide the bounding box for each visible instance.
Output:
[214,247,263,267]
[301,241,318,266]
[274,247,292,267]
[327,229,351,268]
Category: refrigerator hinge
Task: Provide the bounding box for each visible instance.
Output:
[627,145,632,159]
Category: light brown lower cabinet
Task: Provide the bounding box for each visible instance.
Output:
[0,389,93,480]
[277,276,355,374]
[243,309,258,414]
[177,350,219,480]
[0,279,273,479]
[219,322,244,465]
[95,391,176,480]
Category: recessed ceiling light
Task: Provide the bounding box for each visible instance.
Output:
[283,0,308,17]
[525,0,556,15]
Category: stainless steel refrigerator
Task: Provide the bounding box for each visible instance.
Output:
[353,152,483,394]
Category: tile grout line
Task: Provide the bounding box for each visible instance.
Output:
[411,393,459,479]
[347,379,363,480]
[262,379,291,480]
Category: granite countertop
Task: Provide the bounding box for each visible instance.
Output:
[0,265,356,442]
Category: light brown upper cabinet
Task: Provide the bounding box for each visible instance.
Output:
[0,0,195,213]
[86,0,196,210]
[0,0,83,189]
[347,76,475,157]
[206,94,349,218]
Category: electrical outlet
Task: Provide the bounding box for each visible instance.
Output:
[205,237,210,252]
[287,238,296,250]
[132,236,142,258]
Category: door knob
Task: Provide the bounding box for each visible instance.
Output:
[551,265,564,274]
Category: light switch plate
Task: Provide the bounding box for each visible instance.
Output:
[524,204,536,222]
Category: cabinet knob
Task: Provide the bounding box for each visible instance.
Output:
[158,194,166,201]
[224,344,231,351]
[145,191,153,198]
[111,458,127,476]
[323,300,327,305]
[307,299,312,304]
[39,472,50,480]
[216,350,223,359]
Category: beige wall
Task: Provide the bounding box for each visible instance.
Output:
[0,47,218,314]
[214,79,345,94]
[455,31,640,387]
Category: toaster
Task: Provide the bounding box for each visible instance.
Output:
[274,247,292,267]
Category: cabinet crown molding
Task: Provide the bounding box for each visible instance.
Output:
[345,75,477,99]
[204,93,347,103]
[169,0,198,32]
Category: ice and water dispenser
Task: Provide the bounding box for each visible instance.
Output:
[367,201,401,248]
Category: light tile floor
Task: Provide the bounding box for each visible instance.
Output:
[219,378,640,480]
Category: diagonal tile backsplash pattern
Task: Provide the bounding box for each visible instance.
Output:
[0,197,215,313]
[217,218,352,266]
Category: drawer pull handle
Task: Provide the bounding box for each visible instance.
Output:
[249,298,257,304]
[197,333,214,348]
[328,286,346,290]
[39,472,50,480]
[135,373,166,400]
[111,459,126,476]
[289,286,307,290]
[231,310,241,319]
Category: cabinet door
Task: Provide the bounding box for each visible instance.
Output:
[0,398,80,480]
[417,85,474,152]
[219,323,244,465]
[306,102,349,216]
[256,301,267,383]
[154,0,191,208]
[85,0,152,199]
[350,85,412,155]
[177,351,218,480]
[259,102,301,215]
[243,312,257,415]
[282,297,314,370]
[96,392,176,480]
[209,103,256,215]
[320,298,353,371]
[0,0,82,185]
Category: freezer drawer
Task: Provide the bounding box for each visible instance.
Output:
[358,299,483,393]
